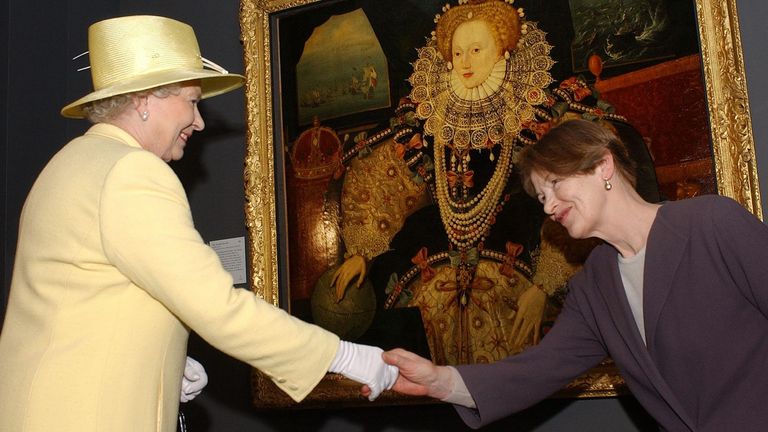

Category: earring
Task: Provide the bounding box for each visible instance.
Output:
[604,178,612,191]
[447,61,453,70]
[140,111,149,121]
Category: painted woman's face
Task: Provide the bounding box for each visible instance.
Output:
[451,20,502,89]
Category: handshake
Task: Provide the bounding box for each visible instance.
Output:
[181,341,399,403]
[327,340,399,401]
[182,345,452,405]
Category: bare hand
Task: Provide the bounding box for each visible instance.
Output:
[375,348,453,399]
[330,255,367,301]
[510,285,547,347]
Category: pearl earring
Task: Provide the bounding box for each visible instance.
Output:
[604,178,612,191]
[140,111,149,121]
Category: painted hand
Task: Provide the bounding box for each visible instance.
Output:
[511,284,547,347]
[330,255,367,301]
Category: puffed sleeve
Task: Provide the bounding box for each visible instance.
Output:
[99,150,339,402]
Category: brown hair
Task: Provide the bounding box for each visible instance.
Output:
[518,119,637,196]
[435,0,521,61]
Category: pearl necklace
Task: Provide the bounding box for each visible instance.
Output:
[433,136,514,249]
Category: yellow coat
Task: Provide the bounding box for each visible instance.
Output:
[0,124,339,431]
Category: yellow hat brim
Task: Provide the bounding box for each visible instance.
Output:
[60,68,245,119]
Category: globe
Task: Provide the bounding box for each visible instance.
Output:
[310,266,376,341]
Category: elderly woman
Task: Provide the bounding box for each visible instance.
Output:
[380,119,768,431]
[0,15,396,432]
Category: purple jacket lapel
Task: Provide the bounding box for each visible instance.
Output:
[593,236,696,431]
[643,209,688,354]
[595,250,649,357]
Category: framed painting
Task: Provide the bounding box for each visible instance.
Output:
[239,0,760,408]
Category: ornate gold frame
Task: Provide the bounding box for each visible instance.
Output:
[240,0,761,407]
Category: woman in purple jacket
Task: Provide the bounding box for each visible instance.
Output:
[379,118,768,431]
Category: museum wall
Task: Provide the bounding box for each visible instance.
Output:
[2,0,767,430]
[739,1,768,213]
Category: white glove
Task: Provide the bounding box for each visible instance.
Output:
[180,356,208,403]
[328,341,399,401]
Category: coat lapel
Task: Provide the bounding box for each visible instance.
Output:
[641,206,696,430]
[643,205,688,351]
[593,216,696,430]
[593,246,654,368]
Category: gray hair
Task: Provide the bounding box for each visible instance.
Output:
[82,83,183,123]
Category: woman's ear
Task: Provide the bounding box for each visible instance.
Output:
[600,150,616,180]
[131,94,148,113]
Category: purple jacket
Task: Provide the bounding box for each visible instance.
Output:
[455,195,768,431]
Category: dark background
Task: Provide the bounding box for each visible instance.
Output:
[2,1,767,431]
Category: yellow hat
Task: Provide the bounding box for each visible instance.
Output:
[61,15,245,119]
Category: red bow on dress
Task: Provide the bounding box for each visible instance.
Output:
[395,133,423,159]
[559,76,592,102]
[500,241,523,277]
[446,170,475,189]
[411,247,436,282]
[523,120,552,140]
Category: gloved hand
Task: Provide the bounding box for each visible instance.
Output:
[328,340,399,401]
[180,356,208,403]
